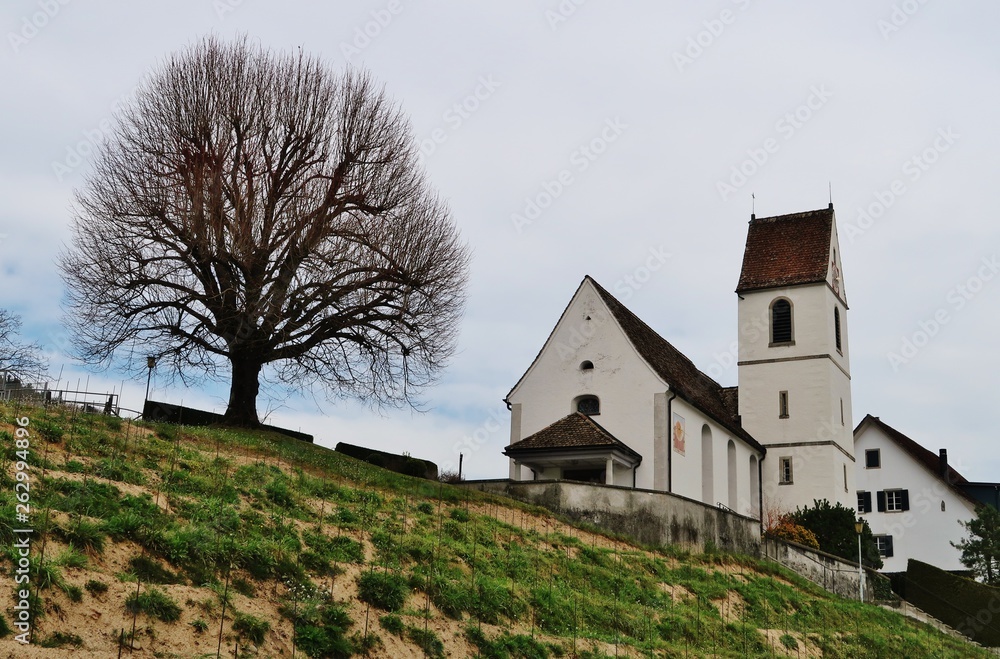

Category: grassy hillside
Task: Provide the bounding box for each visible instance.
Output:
[0,400,991,658]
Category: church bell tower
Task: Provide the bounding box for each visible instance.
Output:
[736,205,855,513]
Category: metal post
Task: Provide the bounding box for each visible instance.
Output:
[144,356,156,410]
[855,520,864,601]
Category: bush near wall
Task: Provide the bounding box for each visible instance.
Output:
[904,559,1000,647]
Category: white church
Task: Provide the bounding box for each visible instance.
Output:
[503,205,856,519]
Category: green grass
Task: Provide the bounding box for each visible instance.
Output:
[0,400,994,658]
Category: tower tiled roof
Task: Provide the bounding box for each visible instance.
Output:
[736,207,833,293]
[587,278,765,455]
[504,412,641,461]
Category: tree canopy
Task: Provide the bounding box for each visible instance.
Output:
[954,504,1000,585]
[60,36,469,426]
[0,309,47,385]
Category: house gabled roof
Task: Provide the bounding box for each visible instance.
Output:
[504,412,642,462]
[854,414,979,506]
[587,278,765,455]
[736,207,833,293]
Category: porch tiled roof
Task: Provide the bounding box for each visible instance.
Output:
[505,413,641,461]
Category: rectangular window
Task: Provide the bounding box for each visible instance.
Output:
[876,489,910,513]
[779,391,789,419]
[779,457,793,485]
[865,449,880,469]
[840,398,845,426]
[875,535,894,558]
[843,464,848,492]
[857,491,872,513]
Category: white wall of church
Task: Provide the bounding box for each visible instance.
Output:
[855,425,977,573]
[507,281,667,490]
[738,281,855,512]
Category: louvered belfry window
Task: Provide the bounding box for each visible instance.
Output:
[771,299,792,344]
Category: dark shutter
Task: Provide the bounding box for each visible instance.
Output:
[900,490,910,511]
[876,490,886,512]
[884,536,894,558]
[772,300,792,343]
[862,491,872,513]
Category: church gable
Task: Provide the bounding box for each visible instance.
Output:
[736,206,834,294]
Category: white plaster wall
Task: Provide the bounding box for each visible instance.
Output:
[738,276,855,514]
[855,425,977,573]
[507,280,667,490]
[508,279,763,514]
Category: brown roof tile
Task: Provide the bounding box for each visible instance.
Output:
[505,412,641,460]
[736,207,833,293]
[588,278,765,455]
[856,415,979,506]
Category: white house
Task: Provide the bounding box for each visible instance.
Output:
[854,414,980,573]
[503,205,856,519]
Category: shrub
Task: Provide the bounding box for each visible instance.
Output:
[358,571,409,612]
[125,587,182,623]
[407,626,444,658]
[768,517,820,550]
[39,631,83,648]
[85,579,108,596]
[63,584,84,602]
[0,613,11,638]
[128,555,182,584]
[379,614,404,636]
[292,604,354,659]
[233,613,270,646]
[789,499,882,568]
[55,519,106,555]
[416,502,435,515]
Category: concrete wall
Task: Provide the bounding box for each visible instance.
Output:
[762,537,874,602]
[463,479,760,555]
[855,423,978,572]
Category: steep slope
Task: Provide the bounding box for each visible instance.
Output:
[0,401,990,658]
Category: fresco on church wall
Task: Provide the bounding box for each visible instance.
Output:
[672,412,686,456]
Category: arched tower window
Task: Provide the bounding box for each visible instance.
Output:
[580,360,594,370]
[575,395,600,416]
[770,298,793,345]
[834,307,842,352]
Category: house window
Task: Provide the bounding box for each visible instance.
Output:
[834,307,842,352]
[877,489,910,513]
[779,457,793,485]
[865,449,880,469]
[875,535,894,558]
[770,299,793,345]
[779,391,789,418]
[580,360,594,370]
[575,395,600,415]
[857,491,872,514]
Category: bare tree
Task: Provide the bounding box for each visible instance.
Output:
[0,309,48,385]
[59,36,469,427]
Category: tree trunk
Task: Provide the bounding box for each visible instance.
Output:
[224,355,262,427]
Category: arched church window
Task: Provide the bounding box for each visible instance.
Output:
[580,360,594,370]
[575,395,600,415]
[834,307,842,352]
[770,299,793,345]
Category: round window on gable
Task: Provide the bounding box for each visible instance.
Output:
[580,360,594,371]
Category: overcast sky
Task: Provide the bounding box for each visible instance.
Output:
[3,1,999,481]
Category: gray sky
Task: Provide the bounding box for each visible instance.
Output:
[3,1,999,481]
